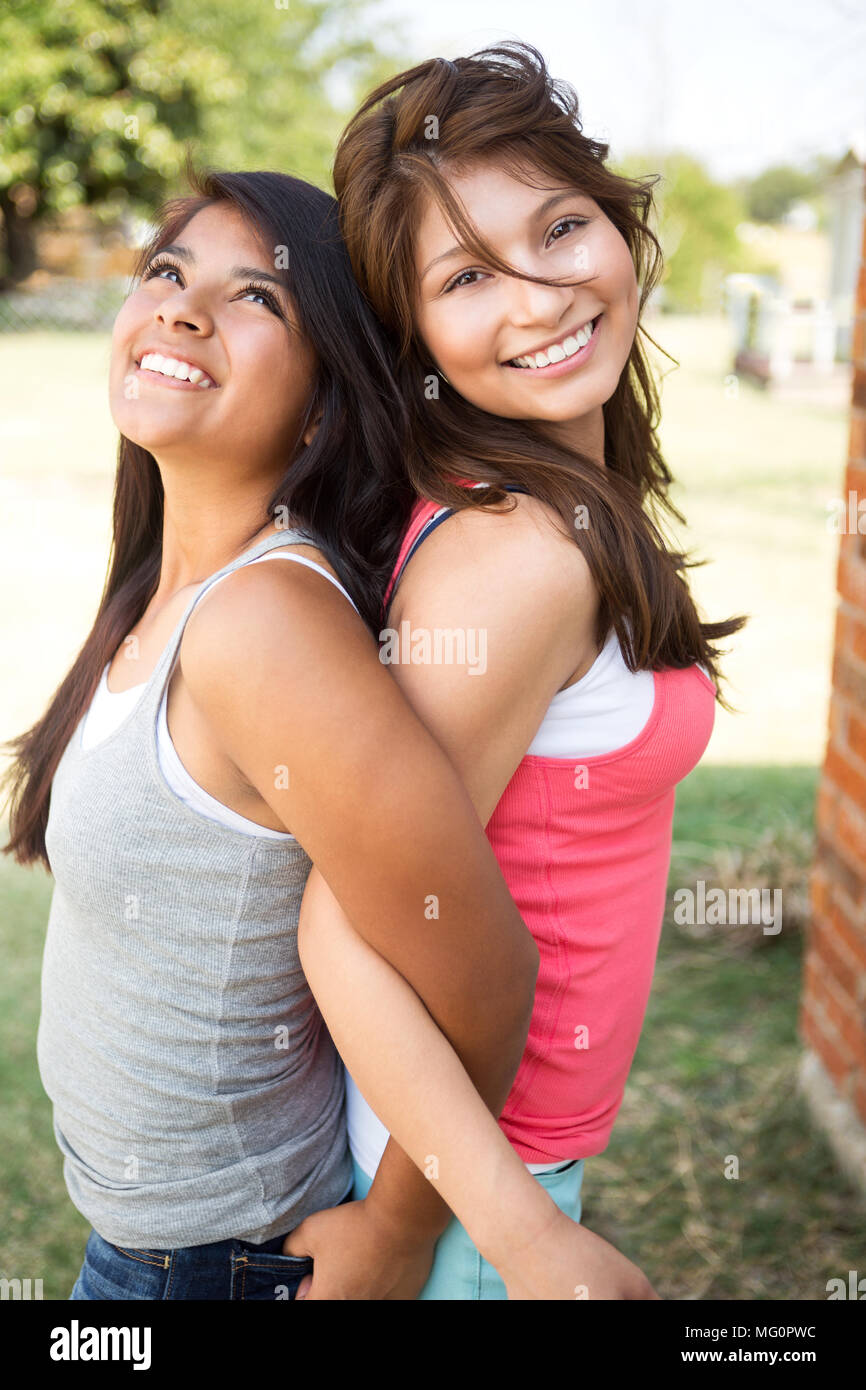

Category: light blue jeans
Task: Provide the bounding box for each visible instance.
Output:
[351,1154,585,1300]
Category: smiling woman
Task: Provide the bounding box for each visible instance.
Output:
[109,201,319,490]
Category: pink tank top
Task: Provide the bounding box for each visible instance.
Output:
[386,490,717,1161]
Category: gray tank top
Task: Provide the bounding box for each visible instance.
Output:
[37,526,354,1249]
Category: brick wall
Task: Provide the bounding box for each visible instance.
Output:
[799,180,866,1189]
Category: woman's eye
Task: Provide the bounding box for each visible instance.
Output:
[443,268,483,294]
[548,217,590,243]
[143,258,182,285]
[237,284,281,314]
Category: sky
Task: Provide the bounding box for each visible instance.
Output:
[365,0,866,183]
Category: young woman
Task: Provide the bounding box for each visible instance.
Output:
[280,42,746,1299]
[1,167,649,1300]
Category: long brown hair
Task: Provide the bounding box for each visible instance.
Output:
[2,168,415,869]
[332,41,746,692]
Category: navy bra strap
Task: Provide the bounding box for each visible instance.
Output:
[389,484,531,605]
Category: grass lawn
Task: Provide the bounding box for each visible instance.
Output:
[0,318,862,1298]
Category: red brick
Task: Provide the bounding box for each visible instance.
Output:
[841,607,866,667]
[815,832,864,905]
[853,314,866,369]
[839,476,866,532]
[830,905,866,978]
[798,997,823,1051]
[848,714,866,769]
[810,862,832,920]
[825,745,866,811]
[811,914,860,1002]
[817,783,839,834]
[820,969,866,1067]
[829,698,849,750]
[838,550,866,609]
[837,800,866,878]
[815,1028,856,1093]
[850,413,866,467]
[831,651,866,710]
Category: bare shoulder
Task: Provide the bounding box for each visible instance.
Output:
[180,549,369,701]
[397,489,595,612]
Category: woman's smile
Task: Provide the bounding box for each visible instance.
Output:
[133,349,218,390]
[502,313,603,378]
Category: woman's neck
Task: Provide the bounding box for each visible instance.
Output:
[153,469,281,599]
[538,404,606,467]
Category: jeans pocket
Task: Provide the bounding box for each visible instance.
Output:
[79,1230,173,1299]
[230,1247,313,1301]
[108,1244,172,1267]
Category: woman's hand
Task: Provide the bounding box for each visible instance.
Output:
[499,1206,661,1301]
[282,1199,437,1300]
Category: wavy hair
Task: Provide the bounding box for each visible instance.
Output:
[332,40,746,692]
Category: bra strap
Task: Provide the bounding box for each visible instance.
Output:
[387,485,531,611]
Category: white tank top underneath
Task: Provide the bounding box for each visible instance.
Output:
[80,551,359,839]
[80,546,710,1181]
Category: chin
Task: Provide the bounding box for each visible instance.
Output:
[110,410,171,455]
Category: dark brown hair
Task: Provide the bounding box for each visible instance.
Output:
[2,168,415,869]
[332,41,746,690]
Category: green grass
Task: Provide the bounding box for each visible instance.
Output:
[0,848,90,1296]
[584,763,866,1301]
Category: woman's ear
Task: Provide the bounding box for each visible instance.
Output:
[303,409,323,447]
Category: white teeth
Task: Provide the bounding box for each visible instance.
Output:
[510,318,597,369]
[138,352,214,388]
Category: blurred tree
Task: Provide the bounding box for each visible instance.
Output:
[0,0,404,284]
[616,151,747,312]
[738,163,822,223]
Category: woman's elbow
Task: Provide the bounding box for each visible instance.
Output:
[505,918,540,1026]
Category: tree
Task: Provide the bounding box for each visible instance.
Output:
[740,164,821,224]
[0,0,402,283]
[616,151,748,312]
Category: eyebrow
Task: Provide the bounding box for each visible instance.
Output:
[420,190,590,282]
[150,243,287,291]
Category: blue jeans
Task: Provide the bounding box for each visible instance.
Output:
[70,1227,316,1301]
